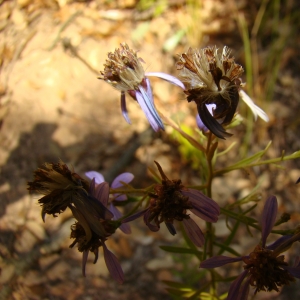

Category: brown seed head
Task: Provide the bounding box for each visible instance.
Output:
[99,43,145,92]
[243,245,295,294]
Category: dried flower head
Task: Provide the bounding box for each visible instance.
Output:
[27,161,89,220]
[124,161,220,247]
[99,43,164,131]
[200,196,300,299]
[99,43,184,132]
[29,162,124,283]
[100,42,145,92]
[177,46,268,139]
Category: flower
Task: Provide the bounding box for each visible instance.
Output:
[85,171,134,234]
[123,161,220,247]
[200,196,300,299]
[99,43,184,131]
[27,161,90,221]
[28,162,124,283]
[176,46,269,139]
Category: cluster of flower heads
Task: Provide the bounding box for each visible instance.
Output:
[28,160,219,283]
[27,43,300,299]
[99,43,269,139]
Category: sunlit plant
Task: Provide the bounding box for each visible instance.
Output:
[28,43,300,299]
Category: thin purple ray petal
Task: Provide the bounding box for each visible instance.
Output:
[227,270,249,300]
[182,218,205,247]
[102,241,124,284]
[82,250,89,277]
[136,87,164,131]
[111,173,134,188]
[109,203,131,234]
[145,72,185,90]
[121,91,131,124]
[89,177,96,195]
[145,77,153,103]
[237,277,250,300]
[267,235,293,250]
[261,195,278,247]
[85,171,105,184]
[200,255,244,269]
[165,222,177,235]
[181,189,220,222]
[183,189,220,213]
[94,182,110,207]
[283,266,300,278]
[121,208,148,223]
[114,194,127,201]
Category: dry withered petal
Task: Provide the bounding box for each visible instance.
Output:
[133,161,220,247]
[28,161,90,220]
[177,46,244,139]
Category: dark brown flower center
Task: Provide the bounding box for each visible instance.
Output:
[243,245,295,293]
[148,179,193,226]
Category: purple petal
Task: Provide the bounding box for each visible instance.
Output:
[144,209,160,232]
[182,218,205,247]
[121,208,148,223]
[121,92,131,124]
[145,72,185,90]
[237,278,250,300]
[165,222,176,235]
[85,171,105,184]
[109,204,131,234]
[114,194,127,201]
[82,250,89,277]
[267,235,293,250]
[283,266,300,278]
[145,77,154,103]
[94,182,110,207]
[200,256,244,269]
[119,222,131,234]
[89,177,96,195]
[136,86,164,131]
[261,195,278,247]
[227,270,249,300]
[111,173,134,188]
[181,189,220,222]
[102,241,124,284]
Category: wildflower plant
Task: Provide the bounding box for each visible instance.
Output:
[28,43,300,299]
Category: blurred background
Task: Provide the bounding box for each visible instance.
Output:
[0,0,300,299]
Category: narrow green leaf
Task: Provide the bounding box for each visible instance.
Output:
[160,246,202,256]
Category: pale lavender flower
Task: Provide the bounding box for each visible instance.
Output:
[85,171,134,234]
[123,161,220,247]
[99,43,184,131]
[200,196,300,299]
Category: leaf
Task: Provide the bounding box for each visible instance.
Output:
[160,246,202,256]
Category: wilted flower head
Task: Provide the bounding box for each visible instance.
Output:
[85,171,134,234]
[27,161,90,221]
[200,196,300,299]
[28,162,124,283]
[99,43,184,132]
[177,46,268,139]
[124,161,220,247]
